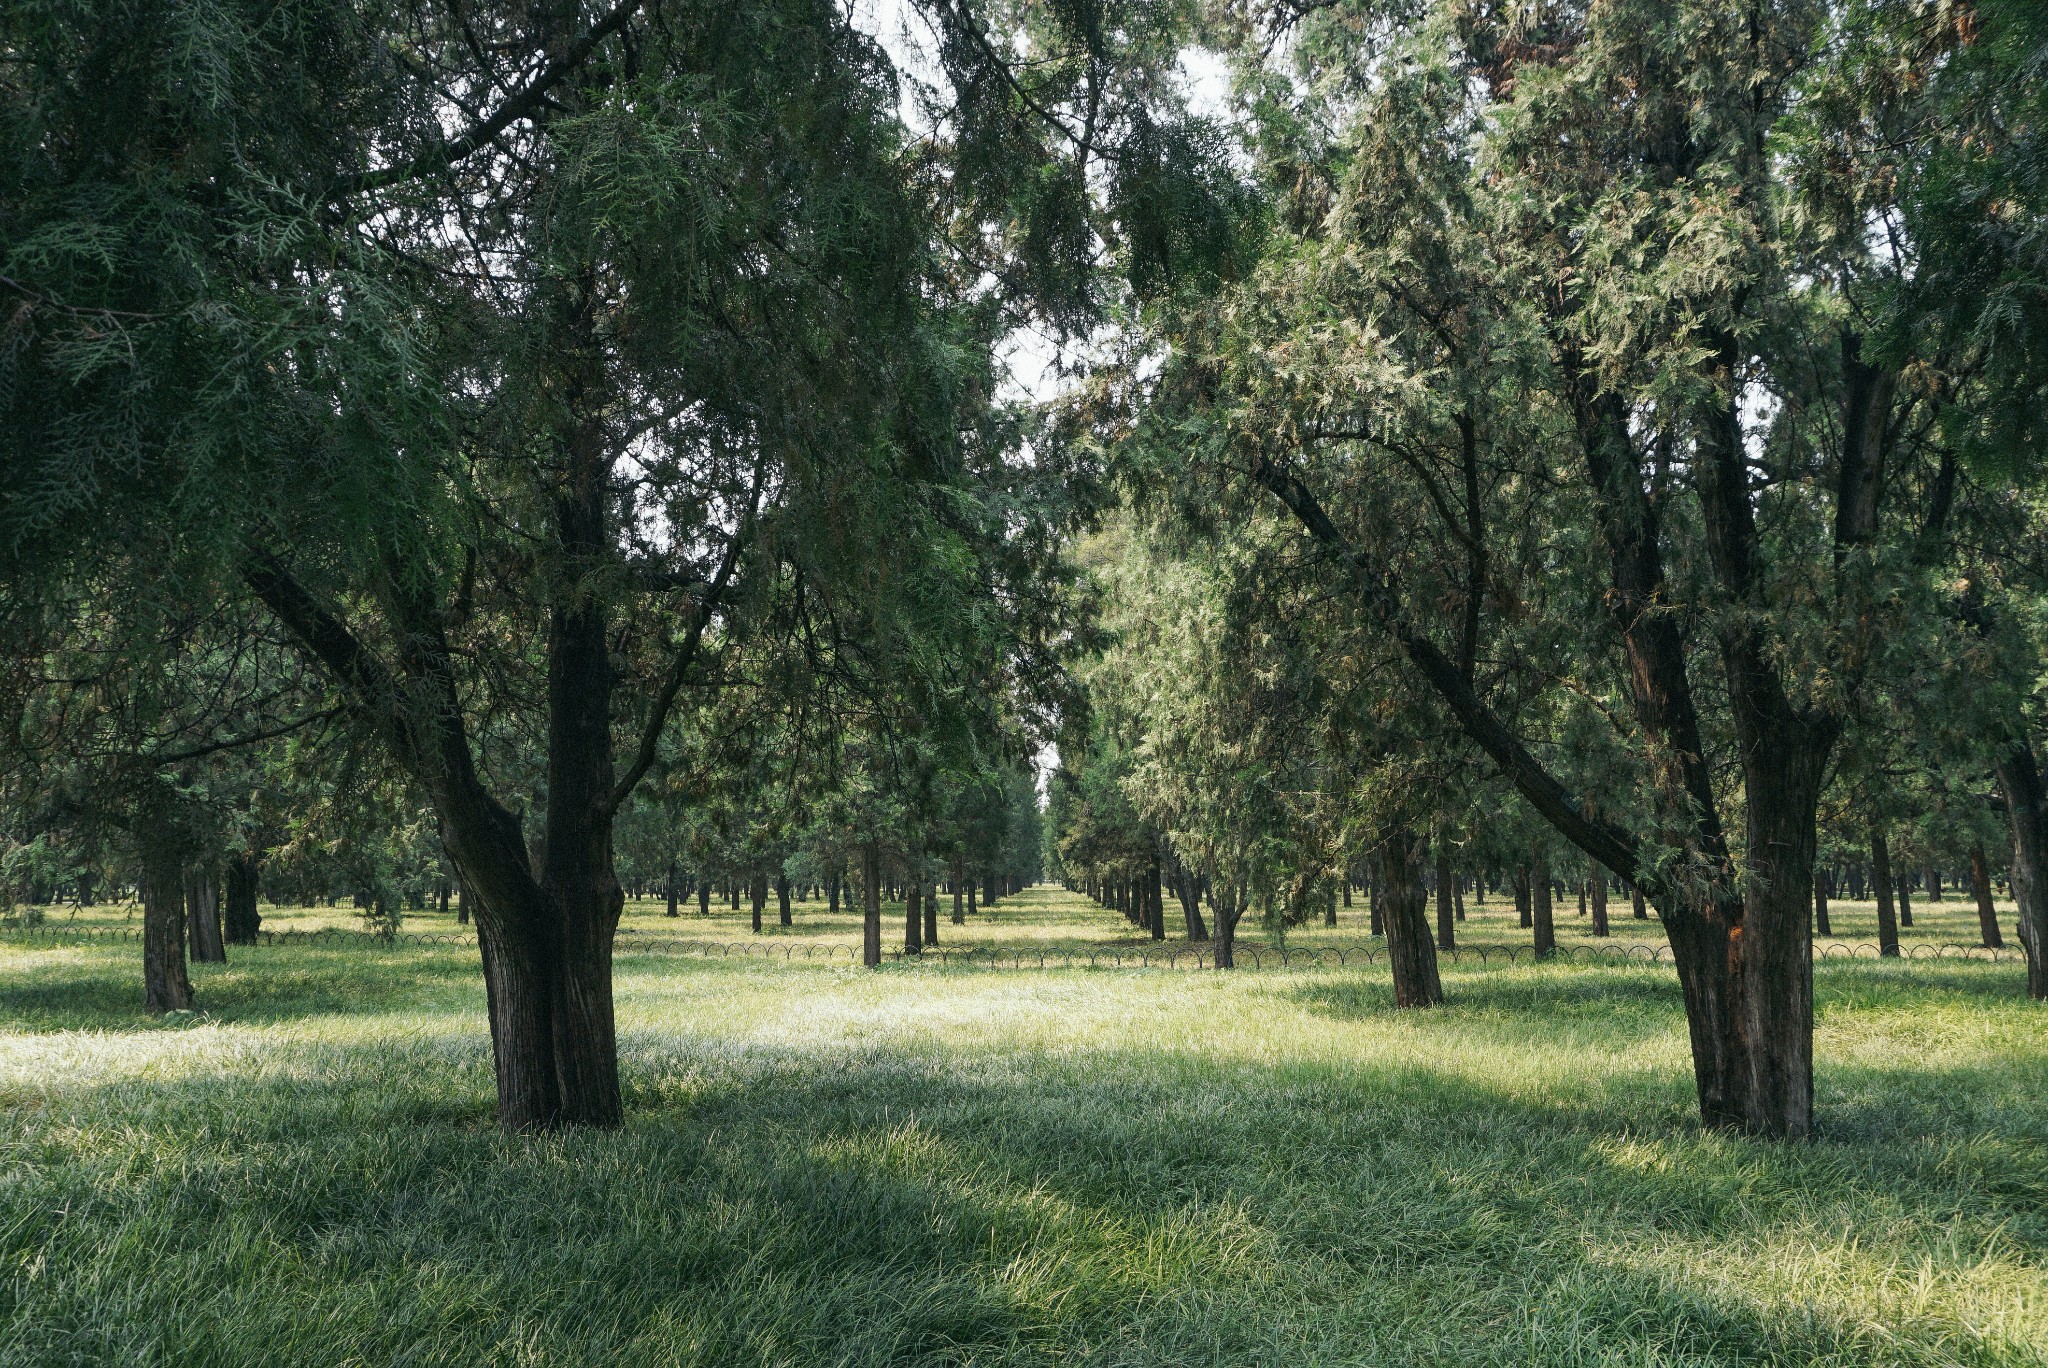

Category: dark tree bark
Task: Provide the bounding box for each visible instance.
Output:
[1993,743,2048,996]
[1368,875,1384,936]
[1531,852,1555,958]
[1969,843,2004,950]
[1173,865,1209,941]
[776,875,792,927]
[1514,866,1532,929]
[1812,868,1831,938]
[142,848,193,1013]
[186,867,226,964]
[697,881,710,916]
[749,872,767,934]
[1871,829,1901,959]
[1632,886,1647,920]
[861,843,882,968]
[1379,825,1443,1006]
[666,862,679,918]
[1146,858,1165,941]
[828,875,841,915]
[905,877,923,954]
[224,856,263,944]
[951,860,965,924]
[1210,882,1246,969]
[924,882,938,946]
[1435,845,1456,951]
[1897,871,1913,929]
[1589,867,1609,938]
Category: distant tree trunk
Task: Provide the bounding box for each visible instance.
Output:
[1589,867,1609,938]
[951,860,965,924]
[1531,852,1555,958]
[224,856,263,944]
[142,849,193,1013]
[1368,875,1384,936]
[1515,866,1532,929]
[1434,845,1456,951]
[1454,876,1465,922]
[1896,870,1913,929]
[456,877,471,926]
[749,872,766,934]
[1924,863,1941,900]
[1210,883,1246,969]
[862,844,882,968]
[666,862,679,918]
[905,877,923,954]
[828,874,841,915]
[1147,858,1165,941]
[1871,828,1900,958]
[967,880,977,918]
[1631,885,1647,920]
[1174,867,1209,941]
[1378,825,1443,1006]
[186,867,226,964]
[924,882,939,946]
[1969,843,2004,950]
[1812,868,1831,938]
[776,875,792,927]
[1993,743,2048,997]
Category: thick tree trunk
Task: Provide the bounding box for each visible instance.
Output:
[862,844,882,968]
[1632,885,1647,920]
[186,868,226,964]
[1871,829,1900,958]
[224,855,262,944]
[1589,868,1608,938]
[1969,843,2004,950]
[1210,884,1244,969]
[142,850,193,1014]
[1379,826,1443,1007]
[1175,868,1209,942]
[1993,743,2048,997]
[1434,845,1455,951]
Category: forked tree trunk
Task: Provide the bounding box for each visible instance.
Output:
[1969,843,2004,950]
[1176,869,1209,942]
[186,868,226,964]
[1871,829,1900,958]
[1379,826,1442,1007]
[141,849,193,1014]
[224,855,263,944]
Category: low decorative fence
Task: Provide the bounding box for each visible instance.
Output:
[0,923,2028,970]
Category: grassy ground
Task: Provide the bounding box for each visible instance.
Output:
[1,886,2044,1365]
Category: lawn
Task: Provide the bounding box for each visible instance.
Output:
[0,886,2043,1365]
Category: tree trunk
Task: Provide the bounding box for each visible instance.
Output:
[1993,743,2048,997]
[951,860,965,924]
[1897,870,1913,929]
[777,875,792,927]
[186,867,226,964]
[1531,853,1555,958]
[1632,885,1647,920]
[905,877,923,954]
[1379,826,1443,1006]
[1589,868,1609,938]
[862,844,882,968]
[1175,868,1209,941]
[1515,866,1532,929]
[1969,842,2004,950]
[749,872,766,934]
[1434,845,1456,951]
[1147,859,1165,941]
[1368,875,1383,936]
[1210,883,1245,969]
[1812,868,1831,938]
[924,882,939,946]
[666,862,679,918]
[142,850,193,1013]
[224,856,263,944]
[1871,828,1901,958]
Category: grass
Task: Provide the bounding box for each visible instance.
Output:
[1,885,2044,1365]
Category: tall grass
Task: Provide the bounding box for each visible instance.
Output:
[0,887,2042,1365]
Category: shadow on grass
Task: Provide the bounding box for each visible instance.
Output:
[0,943,481,1032]
[7,997,2045,1365]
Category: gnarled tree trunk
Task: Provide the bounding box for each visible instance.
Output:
[1379,825,1442,1007]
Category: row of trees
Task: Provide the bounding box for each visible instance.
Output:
[1036,0,2048,1141]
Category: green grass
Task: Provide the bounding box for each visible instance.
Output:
[1,886,2044,1365]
